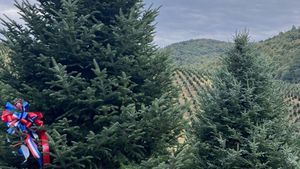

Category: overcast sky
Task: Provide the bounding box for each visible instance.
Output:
[1,0,300,47]
[144,0,300,47]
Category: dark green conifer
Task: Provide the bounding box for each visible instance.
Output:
[192,33,299,168]
[0,0,183,168]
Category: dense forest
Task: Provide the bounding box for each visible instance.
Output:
[0,0,299,169]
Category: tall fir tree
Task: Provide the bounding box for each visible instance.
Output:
[0,0,183,168]
[192,33,300,168]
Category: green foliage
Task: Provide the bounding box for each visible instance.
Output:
[0,0,183,168]
[122,143,198,169]
[257,26,300,83]
[0,43,23,166]
[0,44,9,59]
[167,26,300,84]
[46,128,92,169]
[164,39,232,66]
[192,33,299,168]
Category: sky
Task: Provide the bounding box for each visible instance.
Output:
[1,0,300,47]
[144,0,300,47]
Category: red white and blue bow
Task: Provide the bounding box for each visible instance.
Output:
[1,100,50,168]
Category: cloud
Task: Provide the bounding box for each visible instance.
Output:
[0,1,22,26]
[0,0,37,27]
[145,0,300,47]
[0,8,21,21]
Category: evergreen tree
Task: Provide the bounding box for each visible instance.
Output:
[135,144,197,169]
[0,0,183,168]
[192,33,299,168]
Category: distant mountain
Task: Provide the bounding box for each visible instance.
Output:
[164,39,232,66]
[166,26,300,83]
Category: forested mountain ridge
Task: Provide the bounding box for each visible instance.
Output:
[167,26,300,83]
[164,39,232,65]
[257,26,300,82]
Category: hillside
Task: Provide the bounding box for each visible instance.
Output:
[171,27,300,123]
[164,39,232,66]
[257,26,300,83]
[168,26,300,83]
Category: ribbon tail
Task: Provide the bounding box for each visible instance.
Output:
[24,134,42,163]
[19,145,30,164]
[39,130,50,166]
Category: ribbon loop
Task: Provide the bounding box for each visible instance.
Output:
[1,100,50,168]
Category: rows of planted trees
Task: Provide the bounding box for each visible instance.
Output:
[0,0,299,169]
[174,68,209,114]
[280,82,300,123]
[175,67,300,124]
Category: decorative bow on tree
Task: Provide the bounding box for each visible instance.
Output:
[1,99,50,168]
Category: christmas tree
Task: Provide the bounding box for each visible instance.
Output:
[192,33,300,168]
[0,0,184,168]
